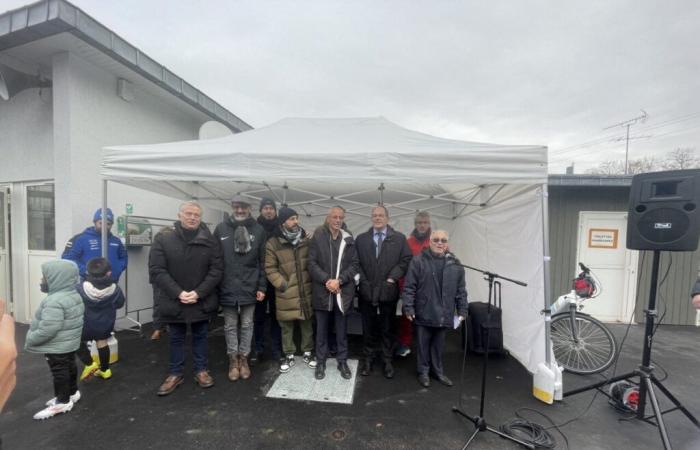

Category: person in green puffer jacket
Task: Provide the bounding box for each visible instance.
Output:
[25,259,84,420]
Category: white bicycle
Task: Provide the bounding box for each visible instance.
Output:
[549,263,618,375]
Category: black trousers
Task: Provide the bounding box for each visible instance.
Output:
[415,325,447,377]
[360,300,397,363]
[45,352,77,403]
[315,301,348,364]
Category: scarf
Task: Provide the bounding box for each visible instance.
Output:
[257,215,278,234]
[281,226,303,246]
[230,216,255,254]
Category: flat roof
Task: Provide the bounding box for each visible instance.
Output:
[0,0,252,132]
[548,174,632,187]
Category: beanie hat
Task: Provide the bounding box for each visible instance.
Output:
[93,208,114,223]
[259,197,277,212]
[278,207,298,224]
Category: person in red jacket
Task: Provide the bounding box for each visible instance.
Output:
[397,211,432,357]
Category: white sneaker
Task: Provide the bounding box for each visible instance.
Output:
[279,354,295,373]
[303,352,317,368]
[33,400,74,420]
[46,390,81,407]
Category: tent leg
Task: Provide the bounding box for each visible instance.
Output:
[101,179,108,258]
[540,183,552,366]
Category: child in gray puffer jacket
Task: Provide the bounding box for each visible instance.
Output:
[25,260,84,420]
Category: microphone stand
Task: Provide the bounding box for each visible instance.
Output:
[452,263,534,450]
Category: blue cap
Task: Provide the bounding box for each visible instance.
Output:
[93,208,114,223]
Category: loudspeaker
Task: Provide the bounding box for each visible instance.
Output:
[626,169,700,251]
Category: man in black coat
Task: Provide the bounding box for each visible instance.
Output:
[308,206,359,380]
[402,230,468,388]
[356,206,412,379]
[252,197,283,364]
[692,276,700,310]
[214,195,267,382]
[149,201,223,396]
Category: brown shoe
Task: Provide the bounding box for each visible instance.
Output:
[239,353,251,380]
[157,375,183,396]
[194,370,214,388]
[228,354,240,382]
[150,329,163,340]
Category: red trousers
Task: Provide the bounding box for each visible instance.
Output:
[397,314,413,347]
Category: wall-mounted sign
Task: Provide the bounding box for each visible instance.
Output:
[588,228,619,249]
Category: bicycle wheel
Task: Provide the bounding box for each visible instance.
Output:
[550,312,617,375]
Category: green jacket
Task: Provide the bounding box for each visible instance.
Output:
[25,260,84,354]
[265,228,313,321]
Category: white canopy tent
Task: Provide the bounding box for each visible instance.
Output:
[101,117,552,375]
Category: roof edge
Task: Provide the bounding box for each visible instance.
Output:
[0,0,252,132]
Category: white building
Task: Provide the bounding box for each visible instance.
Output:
[0,0,250,323]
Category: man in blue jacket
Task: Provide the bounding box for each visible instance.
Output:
[62,208,128,282]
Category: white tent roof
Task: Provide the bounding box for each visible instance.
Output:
[103,117,547,185]
[101,117,551,375]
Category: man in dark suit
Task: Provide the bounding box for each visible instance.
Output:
[356,206,412,379]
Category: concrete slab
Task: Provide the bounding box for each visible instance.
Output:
[266,358,358,404]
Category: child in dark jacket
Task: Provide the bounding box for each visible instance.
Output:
[75,258,125,380]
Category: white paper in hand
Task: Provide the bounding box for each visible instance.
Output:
[453,315,462,330]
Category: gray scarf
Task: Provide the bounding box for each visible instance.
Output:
[281,226,302,246]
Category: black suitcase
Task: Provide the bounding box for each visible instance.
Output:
[465,292,505,355]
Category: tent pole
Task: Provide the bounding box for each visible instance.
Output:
[101,179,108,258]
[540,183,552,366]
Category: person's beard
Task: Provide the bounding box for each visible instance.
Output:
[233,213,249,221]
[283,225,299,233]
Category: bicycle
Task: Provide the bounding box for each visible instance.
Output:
[549,262,618,375]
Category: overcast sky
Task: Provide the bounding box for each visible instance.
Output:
[4,0,699,173]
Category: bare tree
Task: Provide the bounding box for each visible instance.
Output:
[584,148,698,174]
[661,147,699,170]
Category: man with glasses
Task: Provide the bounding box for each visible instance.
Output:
[402,230,468,388]
[215,195,267,382]
[356,205,412,379]
[62,208,128,282]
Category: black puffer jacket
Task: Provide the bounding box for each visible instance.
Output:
[214,216,267,307]
[148,222,223,324]
[356,226,412,306]
[308,225,359,313]
[402,250,468,328]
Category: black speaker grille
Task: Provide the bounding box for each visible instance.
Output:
[637,208,689,243]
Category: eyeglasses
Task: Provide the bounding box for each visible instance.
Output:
[431,238,448,244]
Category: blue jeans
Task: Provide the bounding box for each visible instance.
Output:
[168,320,209,375]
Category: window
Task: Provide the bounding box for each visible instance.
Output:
[27,184,55,251]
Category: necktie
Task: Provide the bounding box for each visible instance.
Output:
[376,232,384,258]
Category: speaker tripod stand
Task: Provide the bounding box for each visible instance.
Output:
[564,250,699,450]
[452,265,534,450]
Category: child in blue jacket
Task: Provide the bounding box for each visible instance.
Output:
[75,257,125,380]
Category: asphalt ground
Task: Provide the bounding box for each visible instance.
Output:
[1,320,698,449]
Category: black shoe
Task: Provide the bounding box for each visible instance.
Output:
[338,361,352,379]
[249,352,260,366]
[434,374,453,387]
[315,363,326,380]
[360,358,372,377]
[418,374,430,388]
[383,362,395,379]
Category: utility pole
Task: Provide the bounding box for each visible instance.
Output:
[604,110,648,174]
